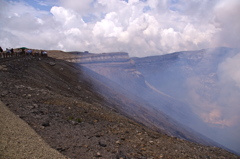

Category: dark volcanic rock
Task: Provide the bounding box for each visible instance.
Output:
[42,122,50,127]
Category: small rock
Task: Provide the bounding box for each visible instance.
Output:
[42,122,50,127]
[1,90,9,97]
[96,152,102,157]
[33,104,38,108]
[99,142,107,147]
[49,62,56,66]
[18,115,25,119]
[45,85,51,90]
[27,105,35,109]
[141,147,146,151]
[116,151,126,159]
[0,65,7,71]
[70,120,77,125]
[116,140,120,144]
[56,147,65,152]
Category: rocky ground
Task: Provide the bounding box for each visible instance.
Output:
[0,100,66,159]
[0,55,239,159]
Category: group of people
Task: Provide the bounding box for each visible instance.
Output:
[0,46,48,59]
[0,47,14,58]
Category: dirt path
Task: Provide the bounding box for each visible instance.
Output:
[0,100,67,159]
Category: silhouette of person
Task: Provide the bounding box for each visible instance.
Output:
[10,48,14,57]
[0,46,3,58]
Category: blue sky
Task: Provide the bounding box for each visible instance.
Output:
[7,0,54,11]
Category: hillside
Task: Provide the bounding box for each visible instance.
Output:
[0,55,238,158]
[48,51,217,145]
[132,47,240,154]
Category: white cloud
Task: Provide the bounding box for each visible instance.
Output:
[218,53,240,88]
[0,0,239,56]
[51,6,76,26]
[92,12,123,38]
[59,0,94,15]
[213,0,240,48]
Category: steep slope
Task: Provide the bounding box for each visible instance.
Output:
[65,52,218,146]
[49,51,216,145]
[0,56,238,158]
[55,50,240,154]
[132,47,240,154]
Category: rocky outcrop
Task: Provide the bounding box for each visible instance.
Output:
[66,52,146,91]
[66,52,130,64]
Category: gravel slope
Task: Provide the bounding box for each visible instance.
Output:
[0,100,67,159]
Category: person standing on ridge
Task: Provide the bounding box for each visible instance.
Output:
[10,48,14,57]
[0,46,3,58]
[6,48,10,58]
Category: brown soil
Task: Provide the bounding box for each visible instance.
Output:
[0,55,239,159]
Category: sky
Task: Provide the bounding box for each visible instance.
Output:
[0,0,240,57]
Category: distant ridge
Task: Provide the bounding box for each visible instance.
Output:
[67,52,129,64]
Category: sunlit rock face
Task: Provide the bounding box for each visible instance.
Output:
[67,52,146,90]
[67,52,130,63]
